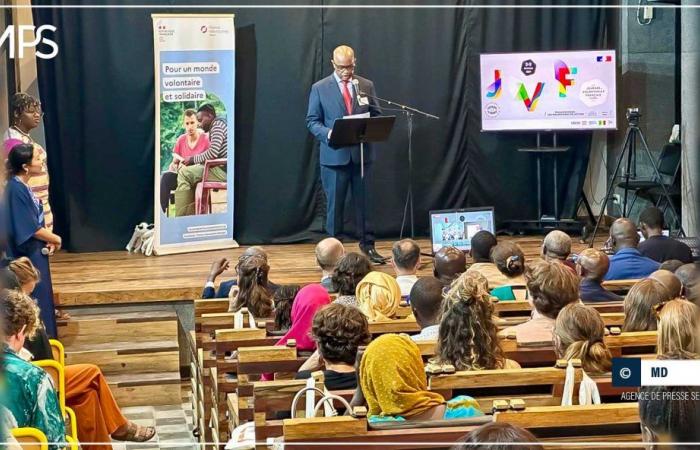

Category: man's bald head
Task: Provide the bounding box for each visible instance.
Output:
[543,230,572,260]
[676,263,700,297]
[576,248,610,281]
[243,246,267,260]
[610,218,640,251]
[315,238,345,272]
[433,246,466,284]
[648,270,683,298]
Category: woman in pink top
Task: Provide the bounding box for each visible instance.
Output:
[159,109,210,213]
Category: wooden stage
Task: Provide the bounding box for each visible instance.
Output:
[51,236,602,307]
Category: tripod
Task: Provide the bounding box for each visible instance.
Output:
[588,113,684,246]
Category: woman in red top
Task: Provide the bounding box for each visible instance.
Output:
[159,109,210,213]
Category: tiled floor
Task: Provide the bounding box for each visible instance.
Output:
[111,401,198,450]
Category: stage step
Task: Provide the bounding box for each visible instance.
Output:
[107,372,182,407]
[65,340,180,376]
[57,311,178,346]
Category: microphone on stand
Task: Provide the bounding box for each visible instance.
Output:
[351,79,363,104]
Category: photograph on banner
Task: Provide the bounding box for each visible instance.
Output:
[152,15,236,253]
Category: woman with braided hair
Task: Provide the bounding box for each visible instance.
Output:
[431,272,520,371]
[553,303,612,373]
[228,254,273,317]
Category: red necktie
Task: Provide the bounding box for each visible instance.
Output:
[341,80,353,114]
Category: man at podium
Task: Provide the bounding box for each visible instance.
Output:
[306,45,385,263]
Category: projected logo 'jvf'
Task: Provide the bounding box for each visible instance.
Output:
[486,69,502,98]
[516,82,544,112]
[554,60,577,97]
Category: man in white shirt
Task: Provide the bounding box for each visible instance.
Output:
[391,239,421,297]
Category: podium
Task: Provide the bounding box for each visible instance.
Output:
[328,115,396,247]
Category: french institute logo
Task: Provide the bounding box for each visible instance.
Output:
[0,25,58,59]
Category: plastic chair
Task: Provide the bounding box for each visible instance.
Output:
[195,158,227,214]
[49,339,65,366]
[11,427,48,450]
[33,360,78,440]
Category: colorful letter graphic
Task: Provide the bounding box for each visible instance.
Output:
[486,69,502,98]
[516,82,544,111]
[554,60,577,97]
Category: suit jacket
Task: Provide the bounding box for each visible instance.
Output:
[306,74,382,166]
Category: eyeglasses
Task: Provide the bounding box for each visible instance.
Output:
[332,61,355,72]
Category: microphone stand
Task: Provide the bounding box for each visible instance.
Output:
[360,91,439,239]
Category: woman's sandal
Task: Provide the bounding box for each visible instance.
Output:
[112,422,156,442]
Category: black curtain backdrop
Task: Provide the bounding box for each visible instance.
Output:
[33,0,608,252]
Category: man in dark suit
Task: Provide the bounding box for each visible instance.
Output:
[306,45,386,263]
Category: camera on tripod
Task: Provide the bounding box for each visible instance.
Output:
[626,107,641,125]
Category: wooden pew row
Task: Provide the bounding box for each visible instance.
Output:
[493,299,625,317]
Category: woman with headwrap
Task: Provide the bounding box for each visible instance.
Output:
[355,271,402,322]
[357,334,483,422]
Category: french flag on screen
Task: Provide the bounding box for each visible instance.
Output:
[596,55,612,62]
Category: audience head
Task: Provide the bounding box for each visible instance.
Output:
[433,246,466,284]
[315,238,345,275]
[0,289,39,352]
[525,259,579,319]
[311,303,370,366]
[409,277,444,329]
[6,143,39,178]
[470,231,497,263]
[553,303,612,373]
[622,278,671,332]
[648,270,683,298]
[451,422,542,450]
[435,272,505,371]
[639,206,665,239]
[657,299,700,359]
[676,263,700,300]
[10,92,41,131]
[0,268,21,291]
[391,239,421,275]
[280,284,331,350]
[272,284,300,331]
[355,271,401,322]
[196,103,217,132]
[659,259,684,273]
[332,252,372,296]
[609,218,639,251]
[8,257,40,295]
[639,385,700,445]
[542,230,572,261]
[360,334,446,418]
[231,254,273,318]
[575,248,610,282]
[491,242,525,278]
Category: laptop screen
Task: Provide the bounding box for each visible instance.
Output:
[430,207,496,253]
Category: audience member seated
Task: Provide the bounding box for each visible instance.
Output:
[451,422,542,450]
[622,278,671,332]
[202,246,279,299]
[656,299,700,360]
[356,271,402,322]
[675,263,700,301]
[489,242,527,300]
[315,237,345,292]
[576,249,622,303]
[356,334,484,422]
[638,206,693,264]
[604,218,660,280]
[332,252,372,308]
[432,273,520,370]
[648,269,683,298]
[1,289,65,450]
[391,239,421,297]
[296,303,371,389]
[272,284,299,332]
[499,259,579,344]
[553,303,612,373]
[659,259,684,273]
[542,230,576,272]
[409,277,444,342]
[228,254,274,317]
[639,385,700,446]
[433,246,466,286]
[261,284,330,381]
[1,290,156,448]
[466,230,510,288]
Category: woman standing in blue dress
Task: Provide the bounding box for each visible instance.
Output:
[5,143,62,337]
